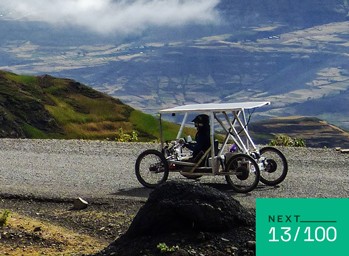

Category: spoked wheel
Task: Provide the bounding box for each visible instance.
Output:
[225,154,260,193]
[135,149,169,188]
[259,147,288,186]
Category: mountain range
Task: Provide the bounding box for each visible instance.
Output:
[0,0,349,131]
[1,69,349,147]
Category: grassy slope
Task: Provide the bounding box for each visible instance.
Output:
[0,70,178,141]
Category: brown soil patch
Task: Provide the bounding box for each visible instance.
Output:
[0,197,143,255]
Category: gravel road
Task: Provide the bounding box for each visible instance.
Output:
[0,139,348,208]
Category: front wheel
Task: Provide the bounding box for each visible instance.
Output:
[225,154,260,193]
[259,147,288,186]
[135,149,169,188]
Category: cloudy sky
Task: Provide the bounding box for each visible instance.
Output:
[0,0,221,35]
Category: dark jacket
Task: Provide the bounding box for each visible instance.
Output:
[188,124,211,158]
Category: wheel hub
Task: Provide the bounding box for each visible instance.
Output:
[265,159,277,173]
[149,163,164,173]
[236,166,249,180]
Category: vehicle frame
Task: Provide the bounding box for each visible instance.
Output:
[135,102,288,193]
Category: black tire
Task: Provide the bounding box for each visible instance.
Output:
[225,154,260,193]
[259,147,288,186]
[135,149,169,188]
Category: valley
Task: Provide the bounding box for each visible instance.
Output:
[1,0,349,131]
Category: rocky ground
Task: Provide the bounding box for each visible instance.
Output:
[1,140,349,255]
[1,190,256,256]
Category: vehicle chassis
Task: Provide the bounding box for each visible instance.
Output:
[135,102,288,193]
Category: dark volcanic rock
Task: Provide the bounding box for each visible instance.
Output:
[95,182,255,256]
[124,181,254,238]
[0,108,25,138]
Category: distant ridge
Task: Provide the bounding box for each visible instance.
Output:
[250,116,349,148]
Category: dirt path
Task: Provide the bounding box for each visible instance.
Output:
[1,140,348,209]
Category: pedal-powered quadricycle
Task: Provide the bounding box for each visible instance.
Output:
[135,102,288,193]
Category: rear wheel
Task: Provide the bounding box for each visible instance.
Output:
[135,149,169,188]
[259,147,288,186]
[225,154,260,193]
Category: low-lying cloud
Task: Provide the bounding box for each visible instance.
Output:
[0,0,221,35]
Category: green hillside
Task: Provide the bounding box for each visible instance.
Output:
[0,70,172,140]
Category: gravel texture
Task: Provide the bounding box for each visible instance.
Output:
[1,139,348,255]
[1,139,348,209]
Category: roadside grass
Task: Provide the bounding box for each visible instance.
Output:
[0,210,107,256]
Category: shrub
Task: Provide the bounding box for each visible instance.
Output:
[157,243,179,253]
[293,137,306,147]
[116,128,138,142]
[0,210,11,227]
[269,134,306,147]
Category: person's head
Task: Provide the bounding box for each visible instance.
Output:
[192,114,210,129]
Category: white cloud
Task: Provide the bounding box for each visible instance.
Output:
[0,0,221,35]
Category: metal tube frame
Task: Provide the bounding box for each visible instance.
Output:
[176,112,188,139]
[159,107,258,175]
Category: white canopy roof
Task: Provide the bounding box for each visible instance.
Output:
[160,101,270,113]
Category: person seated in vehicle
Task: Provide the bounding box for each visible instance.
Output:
[185,114,211,162]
